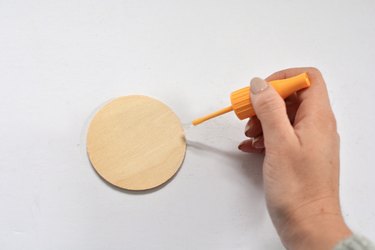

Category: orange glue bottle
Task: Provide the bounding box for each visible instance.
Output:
[192,72,310,126]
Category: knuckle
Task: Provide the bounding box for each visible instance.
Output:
[312,109,337,132]
[325,114,338,132]
[336,132,340,144]
[330,115,338,131]
[307,67,322,77]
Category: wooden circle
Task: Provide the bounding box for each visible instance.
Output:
[86,95,186,191]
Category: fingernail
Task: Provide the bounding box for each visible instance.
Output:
[238,142,245,150]
[253,137,264,149]
[244,123,251,136]
[250,77,269,94]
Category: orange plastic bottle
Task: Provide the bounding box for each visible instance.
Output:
[192,72,310,125]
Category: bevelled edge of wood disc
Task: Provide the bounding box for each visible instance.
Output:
[86,95,186,191]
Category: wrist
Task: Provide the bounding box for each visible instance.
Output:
[282,214,351,250]
[277,197,352,250]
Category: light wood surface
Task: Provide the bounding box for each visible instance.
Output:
[86,95,186,191]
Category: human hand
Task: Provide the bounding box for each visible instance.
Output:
[239,68,352,249]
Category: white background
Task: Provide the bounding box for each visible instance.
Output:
[1,0,374,249]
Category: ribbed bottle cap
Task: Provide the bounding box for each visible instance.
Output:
[230,87,255,120]
[230,72,310,120]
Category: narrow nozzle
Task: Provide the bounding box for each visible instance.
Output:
[192,106,233,126]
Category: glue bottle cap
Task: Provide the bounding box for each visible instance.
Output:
[230,72,310,120]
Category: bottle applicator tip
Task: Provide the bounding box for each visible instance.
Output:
[192,106,233,126]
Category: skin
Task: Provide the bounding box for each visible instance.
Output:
[238,68,352,250]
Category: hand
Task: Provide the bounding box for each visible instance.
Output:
[239,68,352,249]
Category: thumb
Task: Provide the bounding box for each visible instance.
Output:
[250,77,294,143]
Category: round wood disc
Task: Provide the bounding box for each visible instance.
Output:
[86,95,186,191]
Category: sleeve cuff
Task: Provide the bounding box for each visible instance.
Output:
[334,234,375,250]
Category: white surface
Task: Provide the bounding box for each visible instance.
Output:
[0,0,374,249]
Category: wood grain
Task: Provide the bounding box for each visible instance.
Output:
[86,95,186,191]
